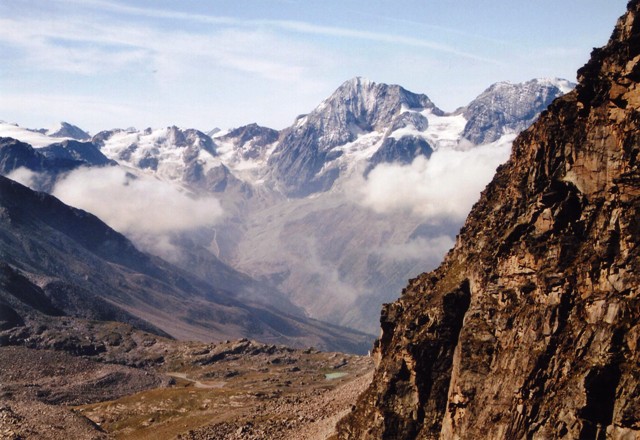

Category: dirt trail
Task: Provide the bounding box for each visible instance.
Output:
[166,372,226,389]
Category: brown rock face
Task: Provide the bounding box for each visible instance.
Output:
[336,2,640,439]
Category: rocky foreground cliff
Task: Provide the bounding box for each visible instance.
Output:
[336,2,640,439]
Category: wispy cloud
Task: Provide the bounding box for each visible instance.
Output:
[262,20,503,65]
[0,10,332,82]
[50,0,504,65]
[0,16,153,74]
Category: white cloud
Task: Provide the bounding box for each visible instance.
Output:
[51,166,223,256]
[52,0,503,65]
[358,136,514,221]
[378,235,455,263]
[0,14,331,82]
[6,167,39,188]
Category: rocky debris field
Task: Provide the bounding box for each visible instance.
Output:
[0,346,166,406]
[0,399,108,440]
[180,371,373,440]
[77,339,372,439]
[0,313,373,439]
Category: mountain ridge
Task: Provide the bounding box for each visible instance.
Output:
[0,174,373,353]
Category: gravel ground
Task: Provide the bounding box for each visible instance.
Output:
[179,371,373,440]
[0,345,166,439]
[0,338,374,440]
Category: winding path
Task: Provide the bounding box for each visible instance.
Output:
[166,372,226,389]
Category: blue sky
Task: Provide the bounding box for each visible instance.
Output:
[0,0,628,133]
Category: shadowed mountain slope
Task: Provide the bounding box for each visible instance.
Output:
[0,175,372,353]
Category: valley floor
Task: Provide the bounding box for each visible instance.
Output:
[0,337,373,440]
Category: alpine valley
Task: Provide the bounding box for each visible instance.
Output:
[1,76,573,341]
[2,1,640,438]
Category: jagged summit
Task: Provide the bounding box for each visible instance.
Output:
[337,1,639,438]
[308,77,442,139]
[267,78,443,196]
[92,125,224,188]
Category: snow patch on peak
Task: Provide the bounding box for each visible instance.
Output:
[96,126,220,183]
[421,112,467,150]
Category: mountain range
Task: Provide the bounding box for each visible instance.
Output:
[0,76,574,338]
[0,1,637,437]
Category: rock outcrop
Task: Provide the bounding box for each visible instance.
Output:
[336,2,640,439]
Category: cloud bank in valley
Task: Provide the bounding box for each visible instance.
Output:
[50,166,223,257]
[6,167,40,189]
[378,235,456,263]
[358,135,514,221]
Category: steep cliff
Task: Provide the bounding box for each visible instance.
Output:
[337,2,640,439]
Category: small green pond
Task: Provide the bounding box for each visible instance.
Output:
[325,372,348,380]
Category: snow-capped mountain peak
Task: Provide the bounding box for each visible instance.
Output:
[460,77,576,144]
[312,77,443,141]
[0,121,70,147]
[266,78,444,196]
[94,126,217,178]
[46,121,91,140]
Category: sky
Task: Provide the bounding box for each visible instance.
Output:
[0,0,629,134]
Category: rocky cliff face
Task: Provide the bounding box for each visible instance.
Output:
[337,2,640,439]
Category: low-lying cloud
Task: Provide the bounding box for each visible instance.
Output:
[358,136,514,221]
[6,167,40,189]
[378,235,455,263]
[51,166,223,257]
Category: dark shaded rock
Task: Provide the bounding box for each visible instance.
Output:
[39,140,115,167]
[365,136,433,176]
[0,302,24,330]
[0,137,114,192]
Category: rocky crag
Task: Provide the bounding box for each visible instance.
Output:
[336,2,640,439]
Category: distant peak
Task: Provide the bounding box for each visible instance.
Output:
[487,78,575,91]
[46,121,90,140]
